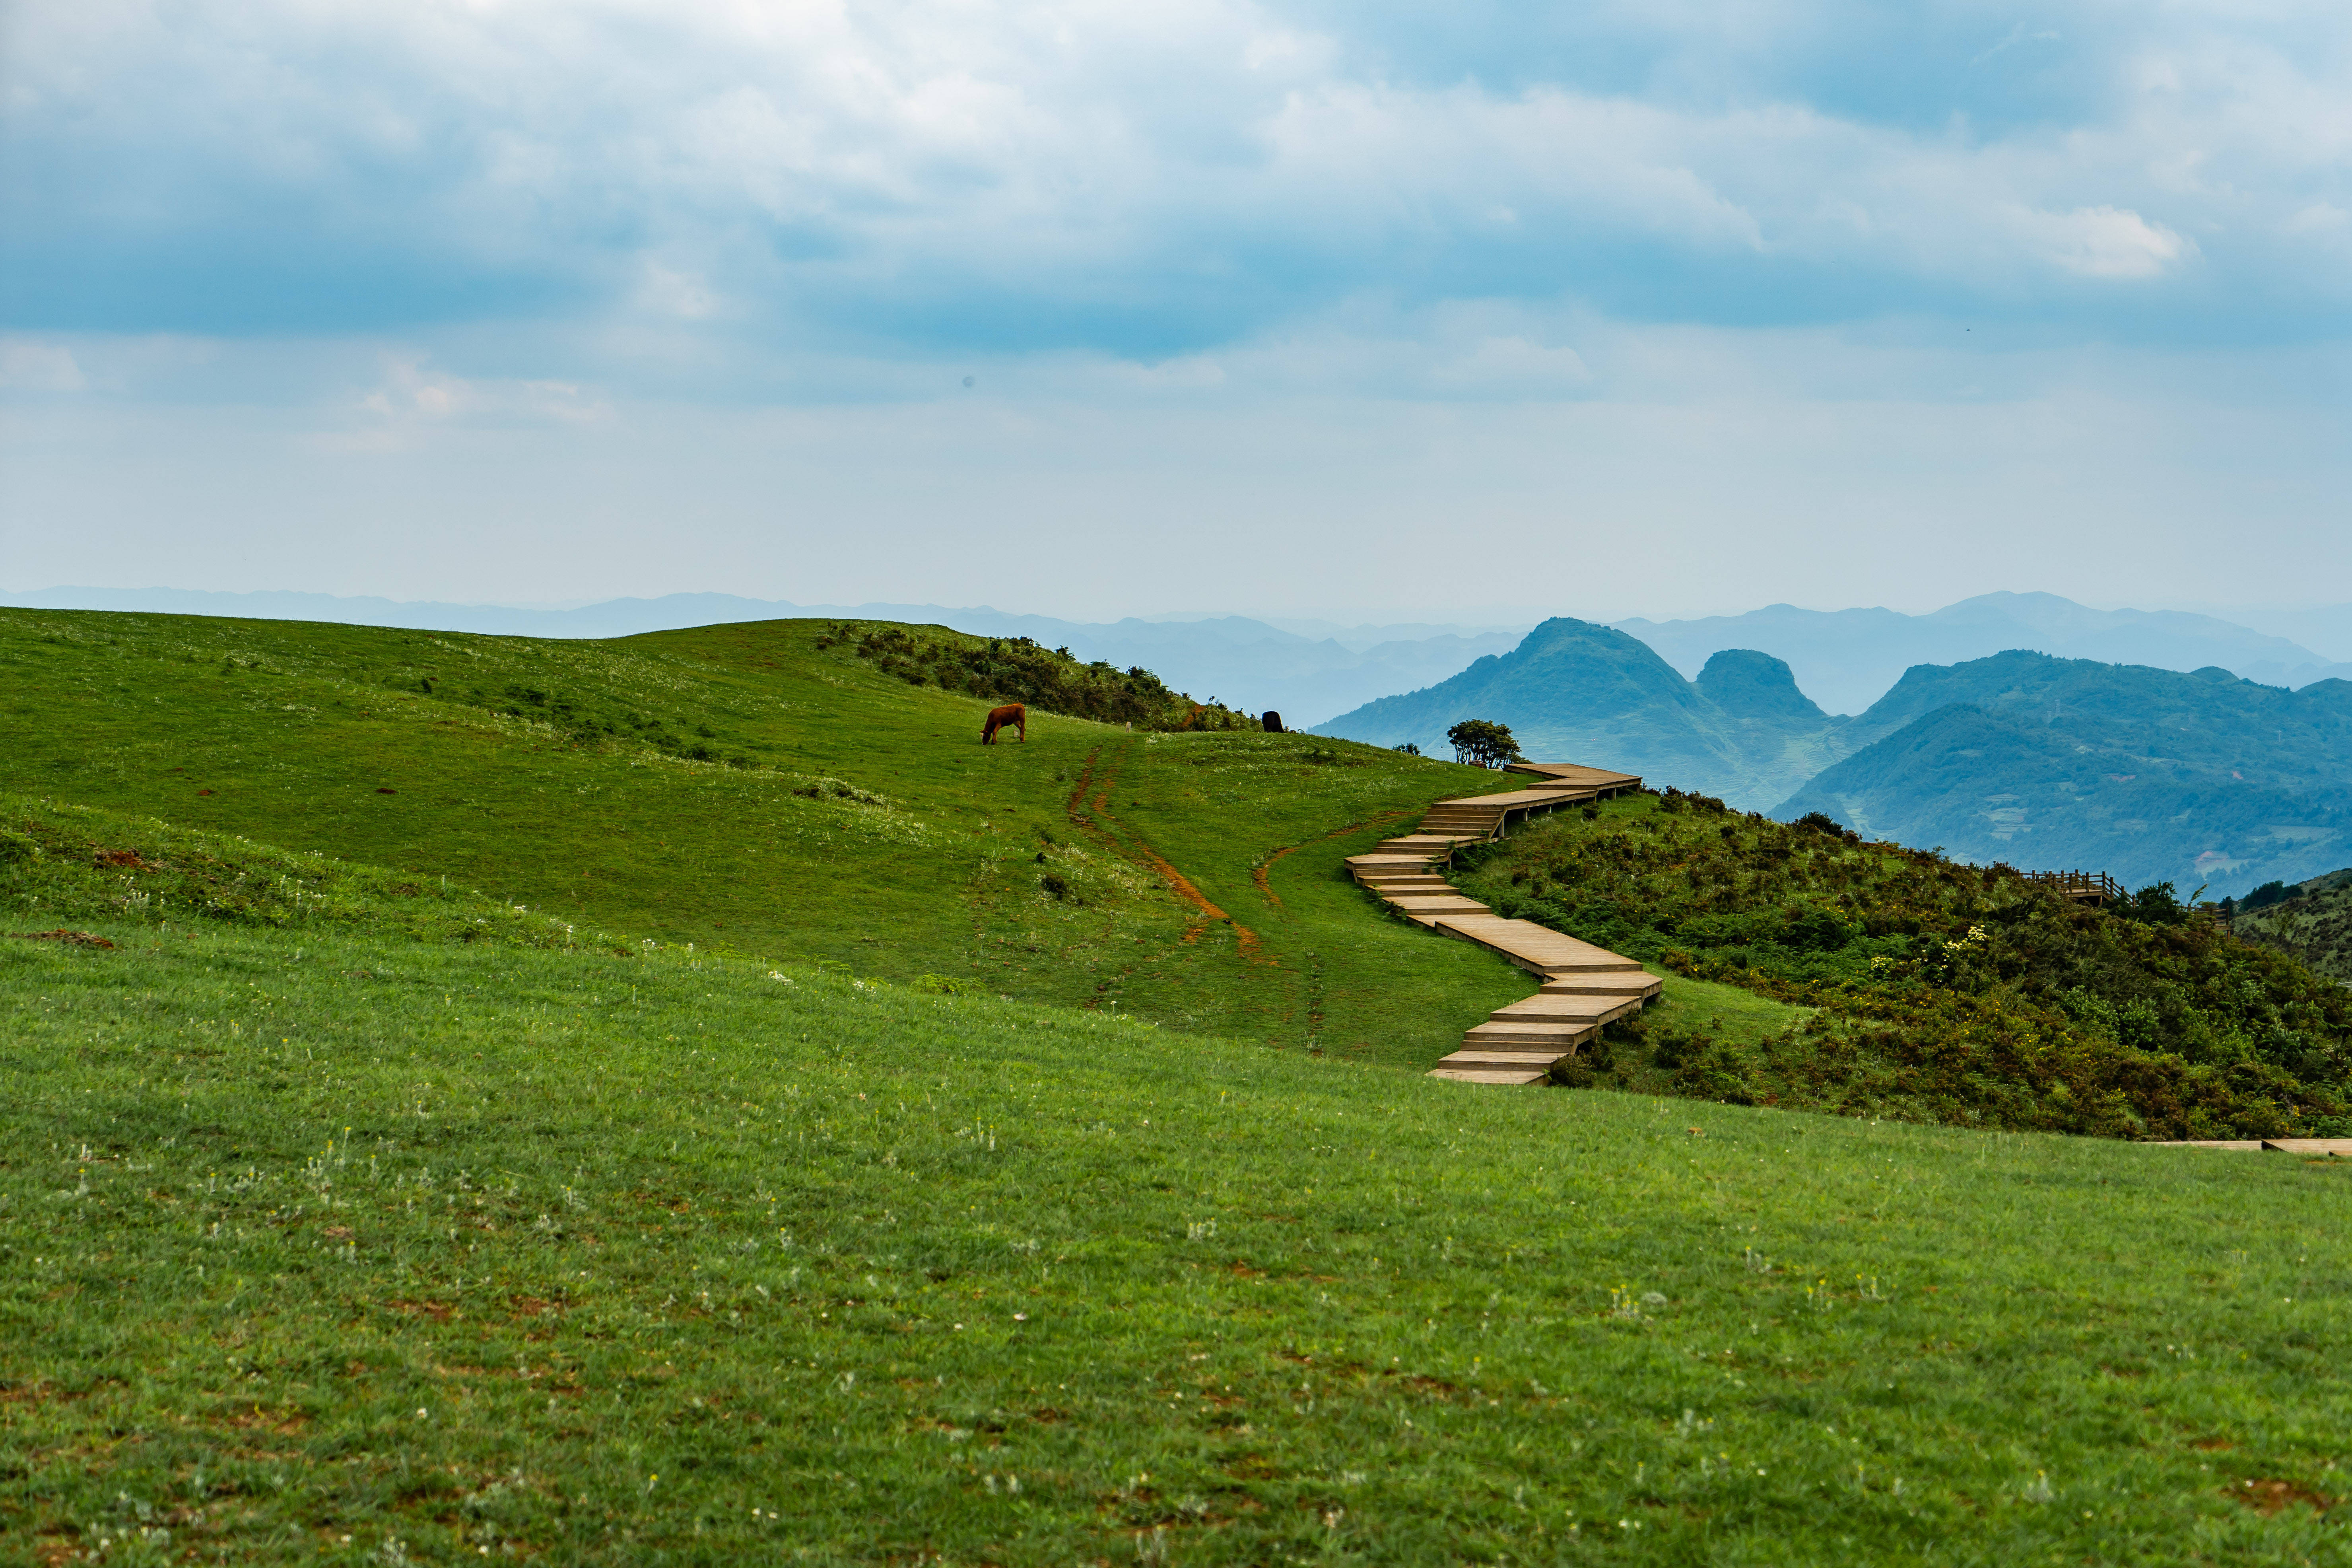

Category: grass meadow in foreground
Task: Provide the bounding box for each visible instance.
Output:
[6,919,2350,1564]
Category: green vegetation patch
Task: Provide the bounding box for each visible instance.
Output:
[1455,793,2352,1140]
[2232,869,2352,989]
[9,913,2352,1564]
[2,793,602,952]
[822,621,1257,731]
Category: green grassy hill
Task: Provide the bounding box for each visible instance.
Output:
[12,608,2352,1562]
[0,607,1543,1069]
[8,823,2352,1563]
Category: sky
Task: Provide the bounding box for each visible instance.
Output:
[2,0,2347,623]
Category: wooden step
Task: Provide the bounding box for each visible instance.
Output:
[1385,894,1491,915]
[1428,1067,1551,1086]
[1437,789,1595,810]
[1346,854,1441,873]
[1488,993,1638,1027]
[1436,1048,1569,1071]
[1433,915,1645,976]
[1540,973,1663,1000]
[1463,1020,1595,1048]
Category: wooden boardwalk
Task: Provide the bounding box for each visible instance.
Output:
[1346,764,1659,1086]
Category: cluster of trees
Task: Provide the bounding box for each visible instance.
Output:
[818,624,1255,731]
[1446,719,1522,768]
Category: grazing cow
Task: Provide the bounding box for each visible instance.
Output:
[982,703,1027,744]
[1262,711,1284,733]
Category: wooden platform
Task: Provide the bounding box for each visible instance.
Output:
[1489,992,1642,1027]
[1345,854,1443,875]
[1504,761,1643,794]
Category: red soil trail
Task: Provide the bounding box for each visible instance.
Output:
[1249,809,1415,911]
[1065,742,1260,954]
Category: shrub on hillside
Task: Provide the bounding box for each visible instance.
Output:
[819,623,1252,732]
[1457,795,2352,1139]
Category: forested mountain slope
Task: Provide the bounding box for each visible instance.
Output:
[1780,653,2352,897]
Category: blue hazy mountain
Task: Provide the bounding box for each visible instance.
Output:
[1778,652,2352,898]
[1313,618,1853,810]
[1616,591,2352,715]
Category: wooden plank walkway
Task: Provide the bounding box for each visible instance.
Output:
[1354,763,2335,1144]
[1345,761,1663,1086]
[2144,1139,2352,1155]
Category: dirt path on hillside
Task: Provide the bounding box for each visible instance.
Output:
[1064,741,1260,956]
[1249,809,1414,911]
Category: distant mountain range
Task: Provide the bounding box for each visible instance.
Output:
[1615,591,2352,715]
[17,583,2350,731]
[1309,618,1856,810]
[1781,653,2352,898]
[0,587,1523,730]
[1317,619,2352,899]
[20,583,2352,896]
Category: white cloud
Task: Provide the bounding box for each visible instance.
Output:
[2018,205,2192,279]
[7,0,2344,348]
[0,339,85,391]
[1428,335,1593,395]
[352,357,609,435]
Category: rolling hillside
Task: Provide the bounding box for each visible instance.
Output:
[2,587,1525,729]
[0,607,1550,1071]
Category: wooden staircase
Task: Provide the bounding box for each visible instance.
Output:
[1345,764,1660,1086]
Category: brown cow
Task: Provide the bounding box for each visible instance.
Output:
[981,703,1026,744]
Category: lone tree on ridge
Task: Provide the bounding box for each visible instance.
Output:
[1446,719,1522,769]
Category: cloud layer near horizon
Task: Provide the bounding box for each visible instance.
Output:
[1,0,2346,615]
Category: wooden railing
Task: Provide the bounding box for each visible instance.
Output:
[2023,869,2124,904]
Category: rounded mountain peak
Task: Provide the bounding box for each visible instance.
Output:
[1696,648,1828,720]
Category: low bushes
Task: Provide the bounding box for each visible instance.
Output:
[1461,791,2352,1139]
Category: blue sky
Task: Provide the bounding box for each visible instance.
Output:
[2,0,2346,620]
